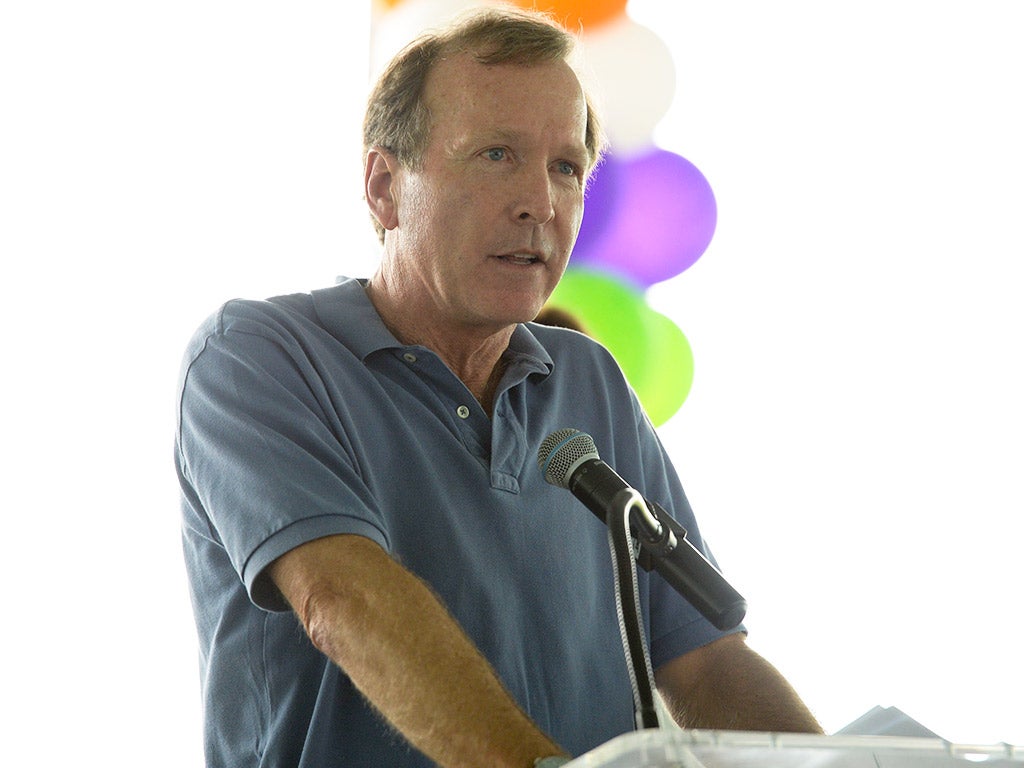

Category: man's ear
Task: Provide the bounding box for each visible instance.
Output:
[365,148,400,233]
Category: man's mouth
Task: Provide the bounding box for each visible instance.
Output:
[495,253,542,265]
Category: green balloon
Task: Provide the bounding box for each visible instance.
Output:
[548,268,648,378]
[638,308,694,426]
[545,269,694,425]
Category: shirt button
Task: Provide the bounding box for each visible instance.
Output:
[402,352,417,363]
[456,405,471,419]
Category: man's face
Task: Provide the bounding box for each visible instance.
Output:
[387,53,590,334]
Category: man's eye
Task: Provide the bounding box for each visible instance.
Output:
[485,148,507,161]
[556,160,579,176]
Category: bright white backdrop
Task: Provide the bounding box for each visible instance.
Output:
[3,2,1021,765]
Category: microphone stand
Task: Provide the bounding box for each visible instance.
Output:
[606,488,662,730]
[604,489,748,731]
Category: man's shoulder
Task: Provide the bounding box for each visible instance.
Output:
[526,321,621,372]
[179,290,336,377]
[219,291,318,330]
[194,283,362,345]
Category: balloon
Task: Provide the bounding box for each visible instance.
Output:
[572,148,717,288]
[575,155,621,259]
[510,0,627,31]
[638,309,694,425]
[581,18,676,152]
[544,269,694,424]
[547,268,650,385]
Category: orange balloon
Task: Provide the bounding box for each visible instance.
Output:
[510,0,628,31]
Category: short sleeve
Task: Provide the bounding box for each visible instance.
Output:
[176,305,389,611]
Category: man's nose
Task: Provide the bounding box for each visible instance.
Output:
[512,165,556,224]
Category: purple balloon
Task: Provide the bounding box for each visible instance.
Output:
[572,148,717,288]
[574,155,622,257]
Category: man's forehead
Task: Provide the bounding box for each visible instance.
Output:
[427,52,583,101]
[426,54,587,134]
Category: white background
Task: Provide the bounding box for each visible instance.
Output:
[2,1,1021,764]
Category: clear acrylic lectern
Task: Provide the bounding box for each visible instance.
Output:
[565,728,1024,768]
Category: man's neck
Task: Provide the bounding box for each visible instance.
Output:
[364,277,515,415]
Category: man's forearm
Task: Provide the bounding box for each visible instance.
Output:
[656,634,823,734]
[271,535,567,768]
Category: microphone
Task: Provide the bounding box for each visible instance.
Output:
[538,428,747,631]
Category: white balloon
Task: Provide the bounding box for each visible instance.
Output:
[581,16,677,153]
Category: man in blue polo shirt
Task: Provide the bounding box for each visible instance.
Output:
[176,8,821,768]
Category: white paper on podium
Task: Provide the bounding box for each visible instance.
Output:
[564,729,1024,768]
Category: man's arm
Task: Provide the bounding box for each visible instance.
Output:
[654,632,823,733]
[269,533,568,768]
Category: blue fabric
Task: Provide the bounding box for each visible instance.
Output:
[176,277,736,767]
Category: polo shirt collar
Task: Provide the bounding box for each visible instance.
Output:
[310,278,397,361]
[310,277,554,376]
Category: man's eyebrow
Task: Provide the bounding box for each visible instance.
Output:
[443,128,516,155]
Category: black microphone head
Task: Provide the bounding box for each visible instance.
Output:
[538,428,600,488]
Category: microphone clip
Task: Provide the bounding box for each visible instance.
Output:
[618,491,679,558]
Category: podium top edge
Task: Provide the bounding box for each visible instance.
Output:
[565,729,1024,768]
